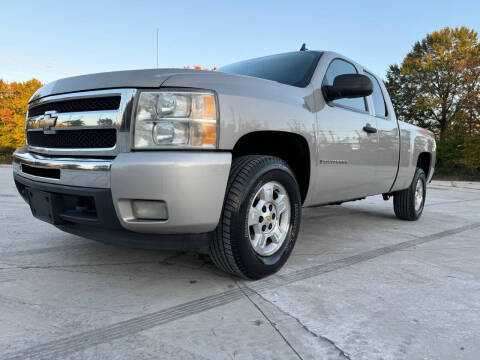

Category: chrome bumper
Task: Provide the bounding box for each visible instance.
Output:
[13,148,232,234]
[13,147,111,188]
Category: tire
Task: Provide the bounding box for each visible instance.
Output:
[209,155,302,280]
[393,168,426,221]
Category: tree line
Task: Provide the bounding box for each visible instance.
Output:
[0,79,42,159]
[386,26,480,179]
[1,27,479,179]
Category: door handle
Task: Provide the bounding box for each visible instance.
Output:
[363,124,377,134]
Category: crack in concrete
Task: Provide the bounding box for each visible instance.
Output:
[241,283,352,360]
[0,294,139,316]
[425,198,480,207]
[235,281,304,360]
[0,260,163,271]
[158,252,186,265]
[0,244,88,259]
[430,183,480,191]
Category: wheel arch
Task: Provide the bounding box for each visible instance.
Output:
[231,131,311,203]
[416,152,432,179]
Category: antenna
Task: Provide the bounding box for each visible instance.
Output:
[156,28,159,68]
[300,43,307,51]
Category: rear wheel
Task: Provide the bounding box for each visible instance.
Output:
[393,168,426,221]
[209,155,302,280]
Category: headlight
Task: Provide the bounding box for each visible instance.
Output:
[133,90,217,149]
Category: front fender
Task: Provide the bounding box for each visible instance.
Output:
[161,72,317,151]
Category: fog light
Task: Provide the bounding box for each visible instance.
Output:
[132,200,168,220]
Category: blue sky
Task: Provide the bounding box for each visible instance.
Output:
[1,0,479,83]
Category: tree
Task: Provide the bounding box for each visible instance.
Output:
[385,26,480,141]
[0,79,42,151]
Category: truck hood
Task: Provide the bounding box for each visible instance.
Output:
[29,68,213,103]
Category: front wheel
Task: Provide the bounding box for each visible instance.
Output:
[209,155,302,280]
[393,168,426,221]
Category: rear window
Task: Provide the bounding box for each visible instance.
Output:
[218,51,322,88]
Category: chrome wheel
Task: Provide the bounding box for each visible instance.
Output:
[414,177,424,211]
[248,181,291,256]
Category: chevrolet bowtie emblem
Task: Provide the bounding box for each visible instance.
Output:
[38,111,58,131]
[266,216,272,221]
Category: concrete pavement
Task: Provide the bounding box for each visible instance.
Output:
[1,166,479,359]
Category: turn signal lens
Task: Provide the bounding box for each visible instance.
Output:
[201,123,216,145]
[192,95,216,119]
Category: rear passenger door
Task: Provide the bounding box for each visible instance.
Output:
[364,71,399,193]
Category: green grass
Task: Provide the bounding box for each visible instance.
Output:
[433,170,480,181]
[433,163,480,182]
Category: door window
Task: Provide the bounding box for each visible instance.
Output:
[324,59,367,112]
[364,71,388,117]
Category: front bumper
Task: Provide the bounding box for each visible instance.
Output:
[13,147,232,235]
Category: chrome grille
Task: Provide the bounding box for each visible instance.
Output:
[26,89,136,156]
[27,129,117,149]
[28,96,121,117]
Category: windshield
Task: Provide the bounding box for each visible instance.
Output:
[218,51,322,88]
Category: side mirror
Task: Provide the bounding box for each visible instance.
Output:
[323,74,373,101]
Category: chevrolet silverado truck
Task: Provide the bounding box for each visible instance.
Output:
[13,50,436,279]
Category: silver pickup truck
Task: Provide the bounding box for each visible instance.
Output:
[13,50,436,279]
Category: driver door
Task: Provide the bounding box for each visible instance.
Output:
[311,57,379,204]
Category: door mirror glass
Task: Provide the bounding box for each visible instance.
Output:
[323,74,373,101]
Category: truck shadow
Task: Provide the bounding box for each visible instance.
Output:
[2,201,404,282]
